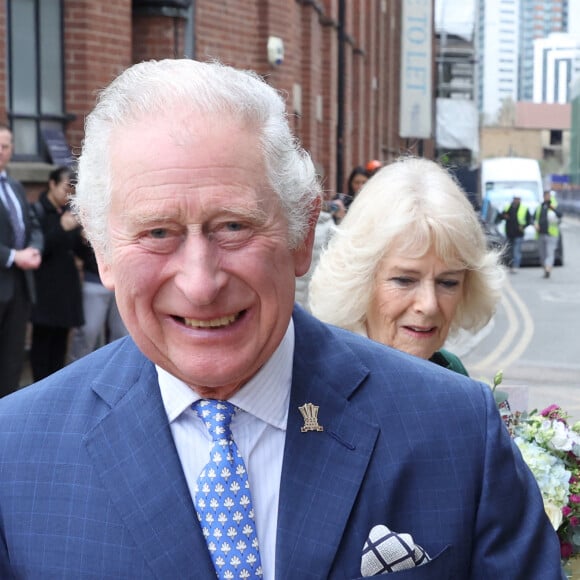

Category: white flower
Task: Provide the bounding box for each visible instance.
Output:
[544,500,564,530]
[514,437,570,508]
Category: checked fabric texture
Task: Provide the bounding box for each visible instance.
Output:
[193,399,263,579]
[360,524,430,576]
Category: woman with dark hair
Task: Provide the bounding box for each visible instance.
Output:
[330,165,369,224]
[342,165,369,208]
[29,166,84,381]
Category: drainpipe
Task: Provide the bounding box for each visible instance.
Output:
[336,0,346,193]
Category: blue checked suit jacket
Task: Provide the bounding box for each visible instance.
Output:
[0,306,564,579]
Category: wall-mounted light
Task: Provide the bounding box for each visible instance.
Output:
[267,36,285,66]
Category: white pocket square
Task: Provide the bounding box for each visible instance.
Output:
[361,524,431,576]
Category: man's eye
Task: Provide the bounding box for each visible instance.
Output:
[225,222,244,232]
[149,228,168,239]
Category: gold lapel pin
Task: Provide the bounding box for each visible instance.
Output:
[299,403,324,432]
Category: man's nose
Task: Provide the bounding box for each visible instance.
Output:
[174,234,227,305]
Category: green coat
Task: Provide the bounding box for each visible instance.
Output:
[430,348,469,376]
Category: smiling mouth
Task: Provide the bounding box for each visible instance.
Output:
[405,326,436,334]
[179,312,243,329]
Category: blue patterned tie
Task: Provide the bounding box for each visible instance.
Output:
[193,399,263,579]
[0,176,25,249]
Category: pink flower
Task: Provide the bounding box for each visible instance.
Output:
[561,541,574,559]
[570,516,579,527]
[542,404,560,416]
[570,495,580,504]
[563,506,573,517]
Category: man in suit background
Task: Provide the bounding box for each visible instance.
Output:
[0,123,43,396]
[0,61,564,579]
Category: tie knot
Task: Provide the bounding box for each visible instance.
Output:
[193,399,237,441]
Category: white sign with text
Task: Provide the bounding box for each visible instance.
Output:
[399,0,433,139]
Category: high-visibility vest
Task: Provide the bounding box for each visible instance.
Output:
[502,202,529,227]
[534,197,560,237]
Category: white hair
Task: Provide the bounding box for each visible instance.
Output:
[309,156,505,337]
[73,59,321,257]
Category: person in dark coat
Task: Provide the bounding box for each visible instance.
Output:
[29,166,84,382]
[0,123,44,396]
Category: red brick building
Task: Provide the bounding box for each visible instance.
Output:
[1,0,434,199]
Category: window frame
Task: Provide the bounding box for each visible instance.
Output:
[6,0,69,163]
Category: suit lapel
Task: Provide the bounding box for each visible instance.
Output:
[84,346,215,579]
[276,310,379,579]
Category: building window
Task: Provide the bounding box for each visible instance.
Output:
[550,130,563,146]
[7,0,66,161]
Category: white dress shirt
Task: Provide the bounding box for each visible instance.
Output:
[158,319,294,580]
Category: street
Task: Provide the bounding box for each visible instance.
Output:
[449,215,580,421]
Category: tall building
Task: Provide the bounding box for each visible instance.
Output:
[477,0,573,123]
[533,33,580,104]
[477,0,519,124]
[519,0,567,101]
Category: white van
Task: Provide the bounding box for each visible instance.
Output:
[480,157,556,266]
[480,157,543,219]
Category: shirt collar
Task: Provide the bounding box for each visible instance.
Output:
[158,318,294,432]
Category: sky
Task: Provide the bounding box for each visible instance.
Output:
[435,0,475,41]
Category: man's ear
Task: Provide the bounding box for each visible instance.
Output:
[94,251,115,291]
[294,196,322,277]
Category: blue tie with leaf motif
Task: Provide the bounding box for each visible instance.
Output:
[193,399,263,579]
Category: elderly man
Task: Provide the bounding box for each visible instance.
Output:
[0,60,564,579]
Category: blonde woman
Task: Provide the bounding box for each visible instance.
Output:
[309,156,505,375]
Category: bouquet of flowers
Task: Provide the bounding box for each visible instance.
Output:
[511,404,580,560]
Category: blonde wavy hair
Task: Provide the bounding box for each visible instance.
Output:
[308,156,505,338]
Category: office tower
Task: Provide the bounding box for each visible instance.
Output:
[519,0,567,101]
[477,0,519,124]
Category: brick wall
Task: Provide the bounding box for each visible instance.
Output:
[1,0,436,194]
[64,0,133,152]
